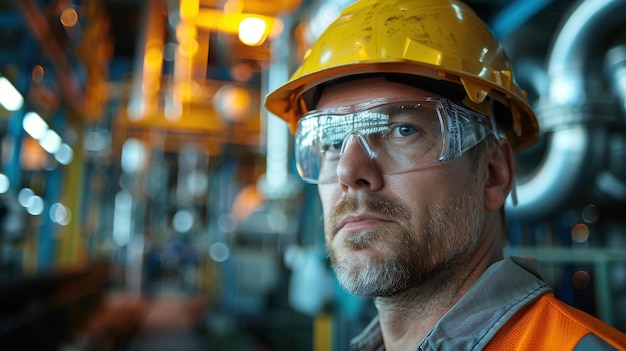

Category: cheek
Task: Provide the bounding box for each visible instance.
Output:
[318,185,340,243]
[386,169,475,213]
[386,175,441,205]
[318,184,340,216]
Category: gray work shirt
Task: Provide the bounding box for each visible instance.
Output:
[348,256,579,350]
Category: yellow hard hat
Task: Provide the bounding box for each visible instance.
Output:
[264,0,539,151]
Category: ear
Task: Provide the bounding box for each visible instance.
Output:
[484,142,514,212]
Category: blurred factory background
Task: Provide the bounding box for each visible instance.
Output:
[0,0,625,350]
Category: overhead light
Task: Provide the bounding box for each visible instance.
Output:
[39,129,62,154]
[54,143,74,165]
[22,111,74,165]
[0,174,9,194]
[195,9,283,39]
[0,77,24,112]
[22,112,48,140]
[239,17,267,46]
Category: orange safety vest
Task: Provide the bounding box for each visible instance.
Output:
[485,293,626,350]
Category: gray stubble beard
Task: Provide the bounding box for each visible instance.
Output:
[326,183,482,298]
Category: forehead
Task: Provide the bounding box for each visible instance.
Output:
[315,77,443,110]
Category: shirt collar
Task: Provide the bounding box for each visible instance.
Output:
[349,256,552,351]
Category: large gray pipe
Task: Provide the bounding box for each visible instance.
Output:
[506,0,626,220]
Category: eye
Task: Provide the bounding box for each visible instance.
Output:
[331,139,343,150]
[321,139,343,156]
[322,139,342,151]
[390,124,419,137]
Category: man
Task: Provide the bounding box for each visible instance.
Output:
[265,0,626,349]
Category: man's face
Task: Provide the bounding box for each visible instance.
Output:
[316,77,487,297]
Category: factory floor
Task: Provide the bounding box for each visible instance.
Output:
[80,289,271,351]
[66,288,205,351]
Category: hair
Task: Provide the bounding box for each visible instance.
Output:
[468,134,496,165]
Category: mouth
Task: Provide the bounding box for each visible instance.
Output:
[336,213,393,233]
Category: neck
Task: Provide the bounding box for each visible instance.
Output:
[375,216,504,351]
[374,268,473,351]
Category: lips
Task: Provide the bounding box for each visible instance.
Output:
[336,213,392,232]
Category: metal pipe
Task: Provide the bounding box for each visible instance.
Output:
[507,0,626,219]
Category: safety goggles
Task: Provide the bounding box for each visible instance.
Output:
[295,98,501,184]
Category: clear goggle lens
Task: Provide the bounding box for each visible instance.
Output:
[295,98,499,184]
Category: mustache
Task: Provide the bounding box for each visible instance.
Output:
[329,194,411,232]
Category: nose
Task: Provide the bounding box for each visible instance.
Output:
[335,133,384,190]
[339,132,376,159]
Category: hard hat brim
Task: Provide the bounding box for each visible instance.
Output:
[264,60,539,151]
